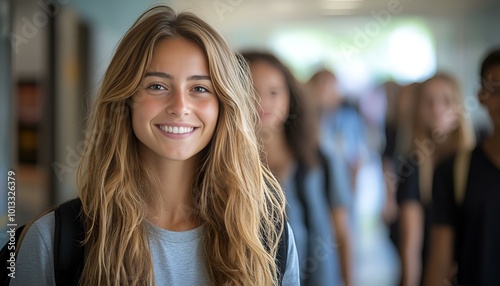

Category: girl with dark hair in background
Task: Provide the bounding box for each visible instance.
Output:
[243,51,352,286]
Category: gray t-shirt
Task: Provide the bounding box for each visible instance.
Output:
[11,212,300,285]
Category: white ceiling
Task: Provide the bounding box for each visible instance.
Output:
[169,0,500,23]
[70,0,500,34]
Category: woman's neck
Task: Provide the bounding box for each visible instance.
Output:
[141,150,199,231]
[482,128,500,168]
[262,131,295,183]
[412,132,456,168]
[435,135,457,163]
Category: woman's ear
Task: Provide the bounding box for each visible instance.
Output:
[478,69,500,105]
[477,87,486,105]
[477,85,492,106]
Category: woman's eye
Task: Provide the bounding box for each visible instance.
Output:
[193,86,208,93]
[147,84,166,91]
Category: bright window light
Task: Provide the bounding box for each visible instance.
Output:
[270,32,325,77]
[387,26,436,82]
[271,33,325,67]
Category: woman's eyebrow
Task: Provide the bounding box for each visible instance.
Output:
[187,75,211,81]
[144,71,173,79]
[143,72,210,81]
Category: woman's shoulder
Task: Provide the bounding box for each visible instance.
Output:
[10,212,56,286]
[22,211,56,250]
[282,222,300,285]
[34,211,55,225]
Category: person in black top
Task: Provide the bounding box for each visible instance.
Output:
[396,73,475,286]
[425,48,500,285]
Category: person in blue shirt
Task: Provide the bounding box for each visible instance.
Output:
[307,70,366,192]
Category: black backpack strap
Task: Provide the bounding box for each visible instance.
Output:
[317,149,333,206]
[54,198,85,286]
[276,218,289,285]
[294,163,310,233]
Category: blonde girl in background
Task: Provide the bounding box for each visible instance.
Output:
[397,73,475,286]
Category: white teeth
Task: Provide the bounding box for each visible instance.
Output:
[159,125,194,134]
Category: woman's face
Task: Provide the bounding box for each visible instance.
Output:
[249,61,290,136]
[480,65,500,128]
[313,73,342,112]
[131,37,219,162]
[419,78,459,135]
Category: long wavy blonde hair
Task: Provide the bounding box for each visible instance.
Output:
[76,5,285,285]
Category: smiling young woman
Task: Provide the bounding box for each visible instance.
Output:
[131,37,219,167]
[11,5,299,286]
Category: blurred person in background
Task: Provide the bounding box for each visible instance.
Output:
[244,51,352,286]
[397,74,475,286]
[306,69,399,285]
[382,82,420,256]
[425,48,500,286]
[307,70,365,194]
[303,72,355,286]
[380,81,403,228]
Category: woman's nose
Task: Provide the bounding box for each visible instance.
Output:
[166,89,190,116]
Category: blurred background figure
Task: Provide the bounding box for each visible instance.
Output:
[396,74,475,286]
[243,51,349,286]
[379,81,403,245]
[307,70,363,192]
[382,81,420,268]
[303,70,356,285]
[306,69,400,286]
[425,48,500,286]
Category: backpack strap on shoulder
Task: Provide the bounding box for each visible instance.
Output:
[453,149,472,206]
[54,198,85,286]
[294,163,310,233]
[317,149,333,206]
